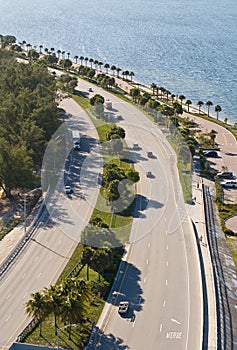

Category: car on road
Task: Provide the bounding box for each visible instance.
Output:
[65,185,72,194]
[88,87,93,92]
[117,115,123,120]
[133,143,139,150]
[221,181,237,189]
[146,171,152,178]
[147,151,153,158]
[203,150,218,157]
[217,171,234,179]
[118,301,129,314]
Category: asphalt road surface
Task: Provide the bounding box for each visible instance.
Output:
[0,98,102,350]
[78,80,203,350]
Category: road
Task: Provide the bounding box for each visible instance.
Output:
[0,98,102,350]
[78,80,203,349]
[0,78,203,350]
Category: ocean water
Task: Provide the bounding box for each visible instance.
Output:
[0,0,237,123]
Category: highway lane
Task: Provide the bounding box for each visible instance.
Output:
[77,79,203,349]
[0,98,102,349]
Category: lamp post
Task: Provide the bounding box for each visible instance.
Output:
[56,324,77,349]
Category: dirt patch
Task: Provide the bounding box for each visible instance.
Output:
[0,188,42,240]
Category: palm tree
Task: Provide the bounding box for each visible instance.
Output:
[22,40,26,50]
[129,71,135,82]
[206,100,213,117]
[116,67,121,77]
[111,65,116,76]
[94,59,99,70]
[67,52,70,59]
[26,43,31,51]
[44,47,48,54]
[197,100,204,114]
[98,61,103,71]
[44,285,62,334]
[74,55,79,64]
[50,47,55,53]
[215,105,221,120]
[171,94,176,103]
[89,58,94,68]
[104,63,110,74]
[81,246,94,280]
[61,50,65,59]
[60,293,85,339]
[39,45,43,53]
[25,291,47,337]
[84,57,88,66]
[150,83,157,95]
[186,99,192,112]
[179,95,186,107]
[57,49,61,59]
[79,56,84,65]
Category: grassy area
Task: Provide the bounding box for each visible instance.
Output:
[226,236,237,274]
[24,90,136,348]
[167,135,192,204]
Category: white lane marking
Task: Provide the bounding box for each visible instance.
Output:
[166,245,169,251]
[58,240,62,245]
[23,293,28,299]
[171,318,181,325]
[146,259,149,265]
[6,293,11,300]
[37,272,42,279]
[5,315,11,322]
[166,261,169,267]
[21,273,26,279]
[49,255,53,261]
[34,256,38,262]
[166,230,168,235]
[163,300,166,307]
[164,217,167,222]
[160,323,163,332]
[166,279,168,286]
[148,242,151,248]
[144,277,146,283]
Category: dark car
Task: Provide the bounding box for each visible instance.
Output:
[217,171,234,179]
[203,150,218,157]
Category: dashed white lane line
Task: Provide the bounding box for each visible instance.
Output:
[21,273,26,279]
[160,323,163,332]
[166,261,169,267]
[6,293,11,300]
[166,279,168,286]
[166,245,169,251]
[148,242,151,248]
[163,300,166,307]
[146,259,149,265]
[49,255,53,261]
[144,277,146,283]
[37,272,42,279]
[5,315,11,322]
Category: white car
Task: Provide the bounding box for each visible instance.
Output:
[221,181,237,189]
[118,301,129,314]
[65,185,72,194]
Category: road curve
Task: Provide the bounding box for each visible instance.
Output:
[0,98,102,350]
[77,80,203,350]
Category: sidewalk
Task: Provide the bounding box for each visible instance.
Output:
[188,169,217,349]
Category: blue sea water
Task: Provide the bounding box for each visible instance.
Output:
[0,0,237,123]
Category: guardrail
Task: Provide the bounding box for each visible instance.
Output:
[0,199,47,281]
[203,184,234,350]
